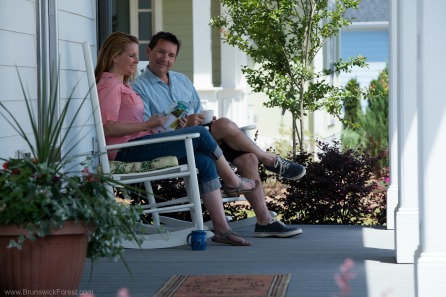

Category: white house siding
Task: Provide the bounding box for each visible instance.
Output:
[56,0,97,161]
[0,0,97,164]
[246,92,294,150]
[340,63,387,88]
[0,0,37,159]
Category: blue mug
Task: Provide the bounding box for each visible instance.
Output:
[187,230,207,250]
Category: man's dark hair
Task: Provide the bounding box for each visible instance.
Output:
[148,31,181,56]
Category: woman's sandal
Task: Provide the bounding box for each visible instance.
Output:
[221,177,259,197]
[211,229,251,246]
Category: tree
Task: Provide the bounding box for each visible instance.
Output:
[341,66,389,177]
[210,0,367,156]
[342,78,362,130]
[360,67,389,175]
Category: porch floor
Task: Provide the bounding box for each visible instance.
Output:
[78,224,415,297]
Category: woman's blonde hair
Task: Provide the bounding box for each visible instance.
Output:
[94,32,139,83]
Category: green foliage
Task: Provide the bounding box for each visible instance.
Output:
[0,67,141,263]
[341,67,389,177]
[210,0,367,154]
[342,78,362,130]
[362,68,389,156]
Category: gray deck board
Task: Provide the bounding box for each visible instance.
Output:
[79,224,414,297]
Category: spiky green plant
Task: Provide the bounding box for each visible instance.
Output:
[0,67,141,263]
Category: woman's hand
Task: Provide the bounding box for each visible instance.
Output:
[176,117,187,129]
[145,114,167,129]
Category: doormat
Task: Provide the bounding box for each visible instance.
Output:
[154,274,291,297]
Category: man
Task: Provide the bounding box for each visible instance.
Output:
[132,31,306,238]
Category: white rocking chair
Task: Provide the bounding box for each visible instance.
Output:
[83,42,208,249]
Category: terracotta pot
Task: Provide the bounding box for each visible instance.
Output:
[0,221,88,296]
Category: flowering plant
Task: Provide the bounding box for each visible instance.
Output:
[0,67,141,263]
[0,159,140,262]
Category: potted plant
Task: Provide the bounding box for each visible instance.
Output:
[0,68,141,294]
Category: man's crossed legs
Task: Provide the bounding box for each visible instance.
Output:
[209,117,306,238]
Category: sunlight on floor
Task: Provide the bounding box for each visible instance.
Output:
[361,227,415,297]
[362,227,395,250]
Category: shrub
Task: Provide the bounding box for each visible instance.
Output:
[130,138,387,226]
[265,140,386,225]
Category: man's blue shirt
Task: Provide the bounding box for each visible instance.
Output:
[132,66,202,121]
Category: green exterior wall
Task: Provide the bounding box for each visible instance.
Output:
[162,0,221,86]
[163,0,194,80]
[211,1,221,87]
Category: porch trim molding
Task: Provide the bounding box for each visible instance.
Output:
[395,208,419,263]
[394,0,419,263]
[386,0,399,230]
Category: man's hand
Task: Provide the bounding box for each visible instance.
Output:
[185,114,204,126]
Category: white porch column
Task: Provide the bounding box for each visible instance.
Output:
[386,0,398,230]
[394,0,419,264]
[218,39,249,125]
[192,0,213,89]
[220,37,245,90]
[217,4,249,126]
[415,0,446,295]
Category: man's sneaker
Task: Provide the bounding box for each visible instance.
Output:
[254,218,303,238]
[264,156,306,180]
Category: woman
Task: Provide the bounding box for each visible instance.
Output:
[95,32,256,246]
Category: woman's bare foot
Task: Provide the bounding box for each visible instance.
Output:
[222,176,258,197]
[212,228,251,246]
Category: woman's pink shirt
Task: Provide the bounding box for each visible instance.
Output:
[97,72,153,160]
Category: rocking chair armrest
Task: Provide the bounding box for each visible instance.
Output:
[240,124,256,132]
[105,133,200,151]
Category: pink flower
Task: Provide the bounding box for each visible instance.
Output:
[116,288,131,297]
[334,258,356,297]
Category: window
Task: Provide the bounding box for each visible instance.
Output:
[131,0,152,61]
[129,0,162,61]
[107,0,162,61]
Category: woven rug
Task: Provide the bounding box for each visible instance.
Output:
[154,274,291,297]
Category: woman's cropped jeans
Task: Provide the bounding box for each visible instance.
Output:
[115,126,223,194]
